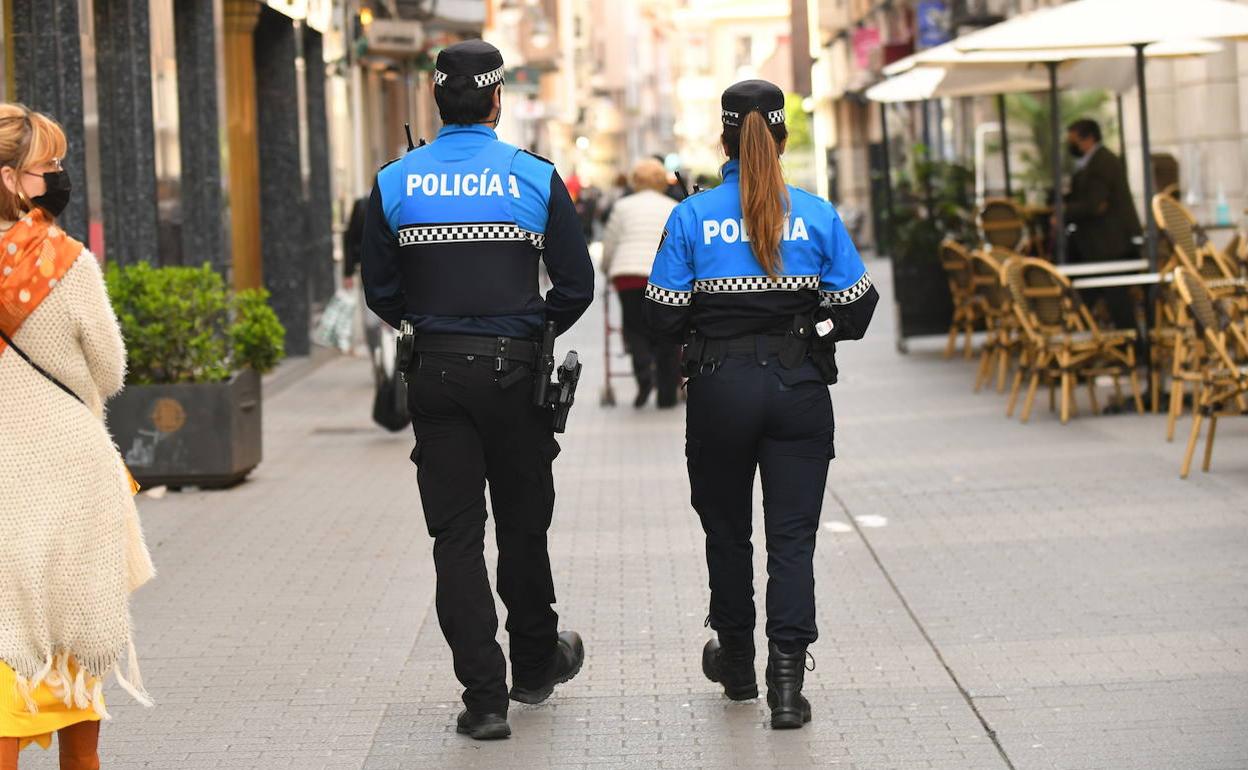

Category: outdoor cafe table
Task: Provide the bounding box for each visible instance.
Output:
[1058,259,1150,278]
[1071,271,1166,290]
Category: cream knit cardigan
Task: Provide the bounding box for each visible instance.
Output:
[0,245,155,716]
[600,190,677,281]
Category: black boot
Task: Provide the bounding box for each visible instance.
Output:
[509,630,585,704]
[634,378,653,408]
[702,637,757,700]
[456,709,511,740]
[765,642,812,729]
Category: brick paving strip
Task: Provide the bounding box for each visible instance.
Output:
[21,259,1247,769]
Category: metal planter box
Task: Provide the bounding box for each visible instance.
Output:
[890,251,954,353]
[108,369,262,489]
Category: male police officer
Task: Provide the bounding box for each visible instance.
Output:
[361,39,594,740]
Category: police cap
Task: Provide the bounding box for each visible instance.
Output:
[434,40,505,91]
[721,79,785,127]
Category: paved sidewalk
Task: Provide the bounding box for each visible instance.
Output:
[23,259,1248,769]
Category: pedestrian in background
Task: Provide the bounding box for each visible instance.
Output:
[341,193,368,290]
[0,103,155,770]
[1063,118,1142,335]
[646,80,878,729]
[361,40,593,741]
[601,158,680,408]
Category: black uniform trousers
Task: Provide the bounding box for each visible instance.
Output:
[685,345,835,652]
[617,287,681,404]
[407,353,562,714]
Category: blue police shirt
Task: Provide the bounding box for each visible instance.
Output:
[361,124,594,338]
[645,160,877,341]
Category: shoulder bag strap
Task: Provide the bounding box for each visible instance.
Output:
[0,327,86,406]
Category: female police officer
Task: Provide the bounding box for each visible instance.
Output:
[645,80,878,729]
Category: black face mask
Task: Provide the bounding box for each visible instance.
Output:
[1067,142,1085,159]
[31,170,72,217]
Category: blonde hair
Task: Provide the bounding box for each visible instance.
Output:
[723,111,789,278]
[0,103,68,221]
[630,159,669,193]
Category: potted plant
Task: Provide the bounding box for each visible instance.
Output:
[886,145,975,349]
[105,262,285,489]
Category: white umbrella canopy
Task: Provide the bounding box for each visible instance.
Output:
[868,55,1211,101]
[952,0,1248,51]
[885,38,1219,77]
[866,62,1138,102]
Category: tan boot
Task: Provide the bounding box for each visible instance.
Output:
[0,736,19,770]
[57,721,99,770]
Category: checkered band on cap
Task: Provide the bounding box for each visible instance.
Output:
[693,274,820,294]
[398,222,544,250]
[474,65,505,88]
[820,273,873,305]
[721,107,786,127]
[645,282,692,307]
[433,65,505,89]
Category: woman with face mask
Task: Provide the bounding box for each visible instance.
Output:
[0,103,155,770]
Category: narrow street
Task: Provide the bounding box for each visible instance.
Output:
[26,259,1248,770]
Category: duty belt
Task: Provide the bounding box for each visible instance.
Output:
[723,335,790,356]
[414,333,538,371]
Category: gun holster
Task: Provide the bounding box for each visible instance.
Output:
[396,320,417,382]
[808,306,839,385]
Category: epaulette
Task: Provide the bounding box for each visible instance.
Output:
[521,149,555,165]
[378,155,402,171]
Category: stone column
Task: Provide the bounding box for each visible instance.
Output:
[9,0,89,242]
[223,0,262,290]
[93,0,161,266]
[255,7,309,356]
[174,0,232,278]
[303,26,335,307]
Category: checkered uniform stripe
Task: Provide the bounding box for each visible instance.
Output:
[821,273,873,305]
[474,66,505,88]
[645,282,692,306]
[766,108,786,125]
[692,274,820,294]
[398,223,544,250]
[433,70,449,86]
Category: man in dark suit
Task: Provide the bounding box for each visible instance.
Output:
[1064,118,1142,332]
[1065,119,1142,263]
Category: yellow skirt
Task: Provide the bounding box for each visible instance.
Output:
[0,660,103,752]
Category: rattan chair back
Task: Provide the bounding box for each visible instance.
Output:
[978,198,1027,251]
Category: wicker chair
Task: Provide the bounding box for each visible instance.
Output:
[968,248,1019,393]
[938,239,980,359]
[978,198,1029,253]
[1151,194,1248,414]
[1153,194,1244,291]
[1004,257,1144,423]
[1172,268,1248,477]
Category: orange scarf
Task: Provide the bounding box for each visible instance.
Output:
[0,208,83,356]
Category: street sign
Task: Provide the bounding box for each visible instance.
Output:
[853,27,881,71]
[365,19,426,56]
[917,0,952,49]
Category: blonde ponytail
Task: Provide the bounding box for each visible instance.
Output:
[735,111,788,278]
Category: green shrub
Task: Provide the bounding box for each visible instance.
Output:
[106,262,286,384]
